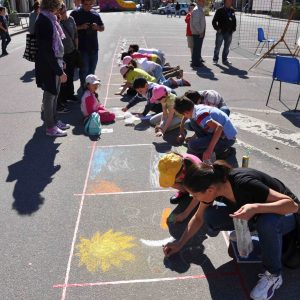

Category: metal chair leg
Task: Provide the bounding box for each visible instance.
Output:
[295,93,300,111]
[255,42,261,55]
[279,81,282,103]
[266,79,275,106]
[260,41,266,54]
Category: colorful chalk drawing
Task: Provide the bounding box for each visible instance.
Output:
[76,230,137,273]
[140,208,174,247]
[149,149,164,188]
[160,208,171,230]
[86,179,123,194]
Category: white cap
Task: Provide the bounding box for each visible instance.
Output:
[85,74,101,85]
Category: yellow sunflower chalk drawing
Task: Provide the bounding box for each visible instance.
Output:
[75,230,137,273]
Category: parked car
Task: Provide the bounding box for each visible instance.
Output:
[157,3,189,15]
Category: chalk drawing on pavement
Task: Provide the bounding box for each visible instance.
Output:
[76,230,137,273]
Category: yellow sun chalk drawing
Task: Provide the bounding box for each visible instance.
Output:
[75,230,137,273]
[160,208,171,230]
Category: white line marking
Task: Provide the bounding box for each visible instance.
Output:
[95,143,153,148]
[140,237,175,247]
[184,72,271,79]
[231,107,300,115]
[61,142,96,300]
[232,112,300,147]
[101,128,113,133]
[237,139,300,171]
[74,189,173,197]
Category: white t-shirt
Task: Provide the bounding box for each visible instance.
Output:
[137,58,157,73]
[198,90,225,108]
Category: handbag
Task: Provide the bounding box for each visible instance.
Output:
[23,34,37,62]
[61,22,82,68]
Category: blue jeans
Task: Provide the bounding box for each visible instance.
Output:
[213,31,233,62]
[192,35,204,66]
[204,204,296,274]
[1,31,11,53]
[79,50,98,87]
[185,119,235,155]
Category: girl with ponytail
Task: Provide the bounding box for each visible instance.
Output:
[163,161,299,300]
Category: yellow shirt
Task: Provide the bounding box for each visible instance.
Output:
[164,93,183,118]
[126,68,156,84]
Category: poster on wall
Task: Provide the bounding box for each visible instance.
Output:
[252,0,283,12]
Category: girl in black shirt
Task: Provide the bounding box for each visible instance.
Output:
[163,161,299,300]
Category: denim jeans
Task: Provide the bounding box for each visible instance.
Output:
[185,119,235,155]
[192,35,204,65]
[79,50,98,87]
[58,51,76,103]
[1,32,11,53]
[204,204,296,274]
[42,76,61,128]
[213,31,233,62]
[151,65,165,83]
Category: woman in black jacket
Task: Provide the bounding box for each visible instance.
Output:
[35,0,70,137]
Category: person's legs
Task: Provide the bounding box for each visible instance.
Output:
[88,50,99,75]
[79,51,89,87]
[204,204,235,232]
[255,213,296,275]
[250,213,296,300]
[152,65,164,82]
[222,32,233,63]
[213,32,224,62]
[192,35,201,66]
[188,134,212,154]
[1,34,5,54]
[161,115,182,132]
[64,52,76,98]
[150,112,163,126]
[5,32,11,48]
[199,37,204,61]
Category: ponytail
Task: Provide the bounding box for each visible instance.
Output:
[183,160,232,193]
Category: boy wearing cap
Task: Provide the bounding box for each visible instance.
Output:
[158,152,202,207]
[174,96,237,161]
[149,85,183,137]
[81,74,115,123]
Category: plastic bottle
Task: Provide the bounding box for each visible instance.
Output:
[233,218,253,258]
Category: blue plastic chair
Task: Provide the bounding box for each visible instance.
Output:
[254,28,275,55]
[266,56,300,111]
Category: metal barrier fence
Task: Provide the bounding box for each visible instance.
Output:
[231,0,300,54]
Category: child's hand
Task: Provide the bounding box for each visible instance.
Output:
[115,92,123,96]
[121,107,128,112]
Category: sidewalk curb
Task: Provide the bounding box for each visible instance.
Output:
[10,28,28,37]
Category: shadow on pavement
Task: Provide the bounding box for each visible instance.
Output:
[217,64,249,79]
[20,69,35,83]
[282,110,300,128]
[195,65,218,81]
[6,126,61,215]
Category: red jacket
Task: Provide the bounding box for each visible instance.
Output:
[185,12,192,36]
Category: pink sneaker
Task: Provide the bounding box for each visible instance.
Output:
[46,126,67,137]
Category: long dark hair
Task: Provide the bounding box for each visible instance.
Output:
[183,160,232,193]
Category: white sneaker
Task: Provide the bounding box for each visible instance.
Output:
[46,126,67,137]
[250,271,282,300]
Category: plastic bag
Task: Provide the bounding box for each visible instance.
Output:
[124,112,140,125]
[233,219,253,258]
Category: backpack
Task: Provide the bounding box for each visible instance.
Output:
[84,112,102,136]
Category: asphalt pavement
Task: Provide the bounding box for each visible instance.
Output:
[0,11,300,300]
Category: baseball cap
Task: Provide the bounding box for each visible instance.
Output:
[120,65,129,77]
[122,56,132,65]
[149,85,168,103]
[158,153,183,188]
[85,74,101,85]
